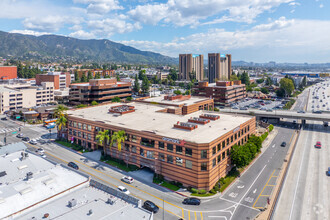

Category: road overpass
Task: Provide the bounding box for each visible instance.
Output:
[219,109,330,122]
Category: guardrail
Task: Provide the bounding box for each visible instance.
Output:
[90,179,141,207]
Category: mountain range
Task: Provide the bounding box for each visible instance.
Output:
[0,31,176,64]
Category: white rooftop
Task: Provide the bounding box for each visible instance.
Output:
[0,151,88,219]
[145,95,211,106]
[68,102,254,144]
[17,187,152,220]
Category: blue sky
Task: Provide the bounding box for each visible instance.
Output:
[1,0,329,63]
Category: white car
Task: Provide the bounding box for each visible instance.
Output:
[117,186,130,195]
[121,176,134,184]
[29,139,37,145]
[40,153,46,158]
[36,148,45,153]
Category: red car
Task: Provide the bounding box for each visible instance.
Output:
[315,141,322,148]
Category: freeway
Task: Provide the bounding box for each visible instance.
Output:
[272,80,330,220]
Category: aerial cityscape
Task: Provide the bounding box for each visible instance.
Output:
[0,0,329,220]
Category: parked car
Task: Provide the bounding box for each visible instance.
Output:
[281,142,286,147]
[1,117,7,120]
[121,176,134,184]
[40,153,47,158]
[297,110,305,113]
[266,109,273,112]
[22,137,30,142]
[183,197,201,205]
[29,139,38,145]
[16,133,24,138]
[68,162,79,170]
[327,167,330,176]
[142,200,159,213]
[232,106,239,109]
[239,107,248,110]
[315,141,322,149]
[36,148,44,153]
[117,186,130,195]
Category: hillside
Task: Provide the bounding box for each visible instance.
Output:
[0,31,176,64]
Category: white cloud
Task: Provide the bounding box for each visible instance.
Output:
[319,4,324,8]
[69,30,96,39]
[87,18,142,36]
[10,30,51,36]
[120,18,330,62]
[73,0,123,14]
[23,16,70,32]
[289,2,300,6]
[128,0,294,26]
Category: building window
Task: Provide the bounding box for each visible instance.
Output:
[167,144,173,152]
[201,150,207,159]
[222,152,226,160]
[159,141,165,149]
[73,122,77,128]
[226,138,229,145]
[201,162,207,171]
[159,153,165,161]
[185,160,192,169]
[78,131,81,137]
[176,157,183,166]
[83,124,87,130]
[235,133,237,140]
[87,125,92,131]
[167,155,173,163]
[213,158,216,167]
[217,144,221,152]
[222,141,225,149]
[185,148,192,157]
[140,148,144,157]
[227,149,230,156]
[125,144,130,151]
[131,146,137,153]
[248,125,250,131]
[78,123,82,129]
[69,129,72,135]
[83,132,86,139]
[87,134,91,140]
[231,135,233,143]
[131,135,138,143]
[147,151,154,159]
[176,146,182,154]
[73,130,77,136]
[217,155,221,163]
[141,137,155,148]
[212,147,216,155]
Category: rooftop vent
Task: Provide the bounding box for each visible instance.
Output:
[68,199,77,207]
[188,117,210,125]
[26,172,33,180]
[200,114,220,121]
[0,171,7,178]
[174,122,198,131]
[109,105,135,115]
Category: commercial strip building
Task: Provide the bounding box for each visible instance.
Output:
[0,66,17,80]
[179,54,204,81]
[75,69,116,78]
[208,53,232,83]
[0,82,54,113]
[194,80,247,106]
[66,97,256,190]
[36,72,74,90]
[69,78,132,105]
[0,142,151,220]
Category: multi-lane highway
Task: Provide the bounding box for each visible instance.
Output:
[272,80,330,220]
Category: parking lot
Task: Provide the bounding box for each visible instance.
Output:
[231,98,284,111]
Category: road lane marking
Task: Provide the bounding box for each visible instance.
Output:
[253,189,257,194]
[209,216,227,219]
[194,211,197,220]
[219,197,259,211]
[182,209,184,219]
[188,210,191,220]
[200,212,203,220]
[252,169,276,208]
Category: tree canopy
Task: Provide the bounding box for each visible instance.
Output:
[280,78,295,97]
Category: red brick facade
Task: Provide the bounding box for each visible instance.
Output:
[0,66,17,80]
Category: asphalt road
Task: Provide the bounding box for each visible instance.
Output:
[272,80,330,220]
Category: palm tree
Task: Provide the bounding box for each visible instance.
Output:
[56,115,67,139]
[96,130,110,152]
[110,130,126,151]
[54,105,68,118]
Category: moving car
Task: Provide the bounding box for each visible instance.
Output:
[117,186,130,195]
[16,133,24,138]
[266,109,273,112]
[281,142,286,147]
[297,110,305,113]
[22,137,30,142]
[239,107,248,110]
[121,176,134,184]
[68,162,79,170]
[36,148,44,153]
[40,153,46,158]
[315,141,322,149]
[29,139,38,145]
[142,200,159,213]
[327,167,330,176]
[183,197,201,205]
[324,122,329,127]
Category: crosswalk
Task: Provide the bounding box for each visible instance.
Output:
[0,126,22,134]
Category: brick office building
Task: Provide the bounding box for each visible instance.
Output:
[0,66,17,80]
[194,80,247,106]
[36,72,73,90]
[69,78,131,105]
[66,97,256,190]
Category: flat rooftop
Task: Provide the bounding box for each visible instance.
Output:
[145,95,211,106]
[17,186,152,220]
[68,102,254,144]
[0,150,88,219]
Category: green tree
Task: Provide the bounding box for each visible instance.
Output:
[74,71,79,82]
[126,96,132,102]
[133,74,140,93]
[280,78,295,97]
[96,130,110,150]
[260,88,269,94]
[141,76,150,94]
[87,71,93,81]
[138,70,146,80]
[240,71,250,86]
[174,90,182,95]
[169,69,178,81]
[256,78,264,84]
[95,72,101,79]
[54,105,68,118]
[110,130,126,151]
[185,90,191,95]
[247,135,262,152]
[81,73,87,82]
[276,88,285,97]
[230,74,239,81]
[91,101,98,106]
[231,145,250,168]
[112,97,121,102]
[301,76,307,88]
[265,77,272,86]
[246,143,257,160]
[116,75,120,81]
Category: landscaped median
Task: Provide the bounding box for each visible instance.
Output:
[55,139,92,153]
